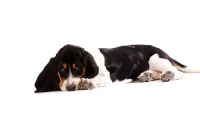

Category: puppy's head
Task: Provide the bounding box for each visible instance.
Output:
[34,44,99,92]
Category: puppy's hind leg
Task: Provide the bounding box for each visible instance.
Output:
[148,54,183,82]
[137,70,153,82]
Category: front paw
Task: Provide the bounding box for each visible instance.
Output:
[78,79,94,90]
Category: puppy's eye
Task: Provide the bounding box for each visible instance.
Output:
[72,64,81,71]
[75,66,80,70]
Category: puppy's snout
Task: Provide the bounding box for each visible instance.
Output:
[66,84,75,91]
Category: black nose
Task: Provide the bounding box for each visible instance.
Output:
[66,84,75,91]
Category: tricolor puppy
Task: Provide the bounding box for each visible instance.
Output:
[34,44,200,92]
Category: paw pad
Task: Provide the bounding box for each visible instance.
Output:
[138,71,153,82]
[78,79,94,90]
[161,71,174,82]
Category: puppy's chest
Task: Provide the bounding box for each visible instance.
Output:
[84,48,112,87]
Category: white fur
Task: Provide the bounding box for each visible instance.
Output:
[138,70,153,76]
[148,54,183,80]
[84,48,112,88]
[176,66,200,73]
[60,66,81,91]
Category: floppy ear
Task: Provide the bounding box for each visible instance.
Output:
[34,57,60,93]
[84,51,99,79]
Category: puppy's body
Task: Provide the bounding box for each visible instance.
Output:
[100,45,168,81]
[35,44,200,92]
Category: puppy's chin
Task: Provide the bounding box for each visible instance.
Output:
[60,79,81,91]
[60,85,79,91]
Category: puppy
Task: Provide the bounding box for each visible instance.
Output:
[34,44,200,92]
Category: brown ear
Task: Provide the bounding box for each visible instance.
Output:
[34,57,60,93]
[84,51,99,79]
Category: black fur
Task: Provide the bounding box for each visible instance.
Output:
[34,57,60,93]
[84,51,99,78]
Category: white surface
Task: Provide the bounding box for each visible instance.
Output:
[0,0,200,132]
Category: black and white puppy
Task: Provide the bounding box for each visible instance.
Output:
[34,44,200,92]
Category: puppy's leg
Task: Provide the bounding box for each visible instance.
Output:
[149,54,183,82]
[78,69,112,90]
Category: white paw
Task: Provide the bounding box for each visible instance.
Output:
[137,71,153,82]
[161,71,174,82]
[78,78,94,90]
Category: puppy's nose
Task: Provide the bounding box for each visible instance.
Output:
[66,84,75,91]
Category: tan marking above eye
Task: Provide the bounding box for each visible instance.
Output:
[72,63,76,69]
[62,63,67,69]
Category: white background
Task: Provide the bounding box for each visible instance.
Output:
[0,0,200,132]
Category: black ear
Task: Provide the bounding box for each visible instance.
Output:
[84,51,99,79]
[34,57,60,93]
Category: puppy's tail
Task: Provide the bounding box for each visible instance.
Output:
[170,57,200,73]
